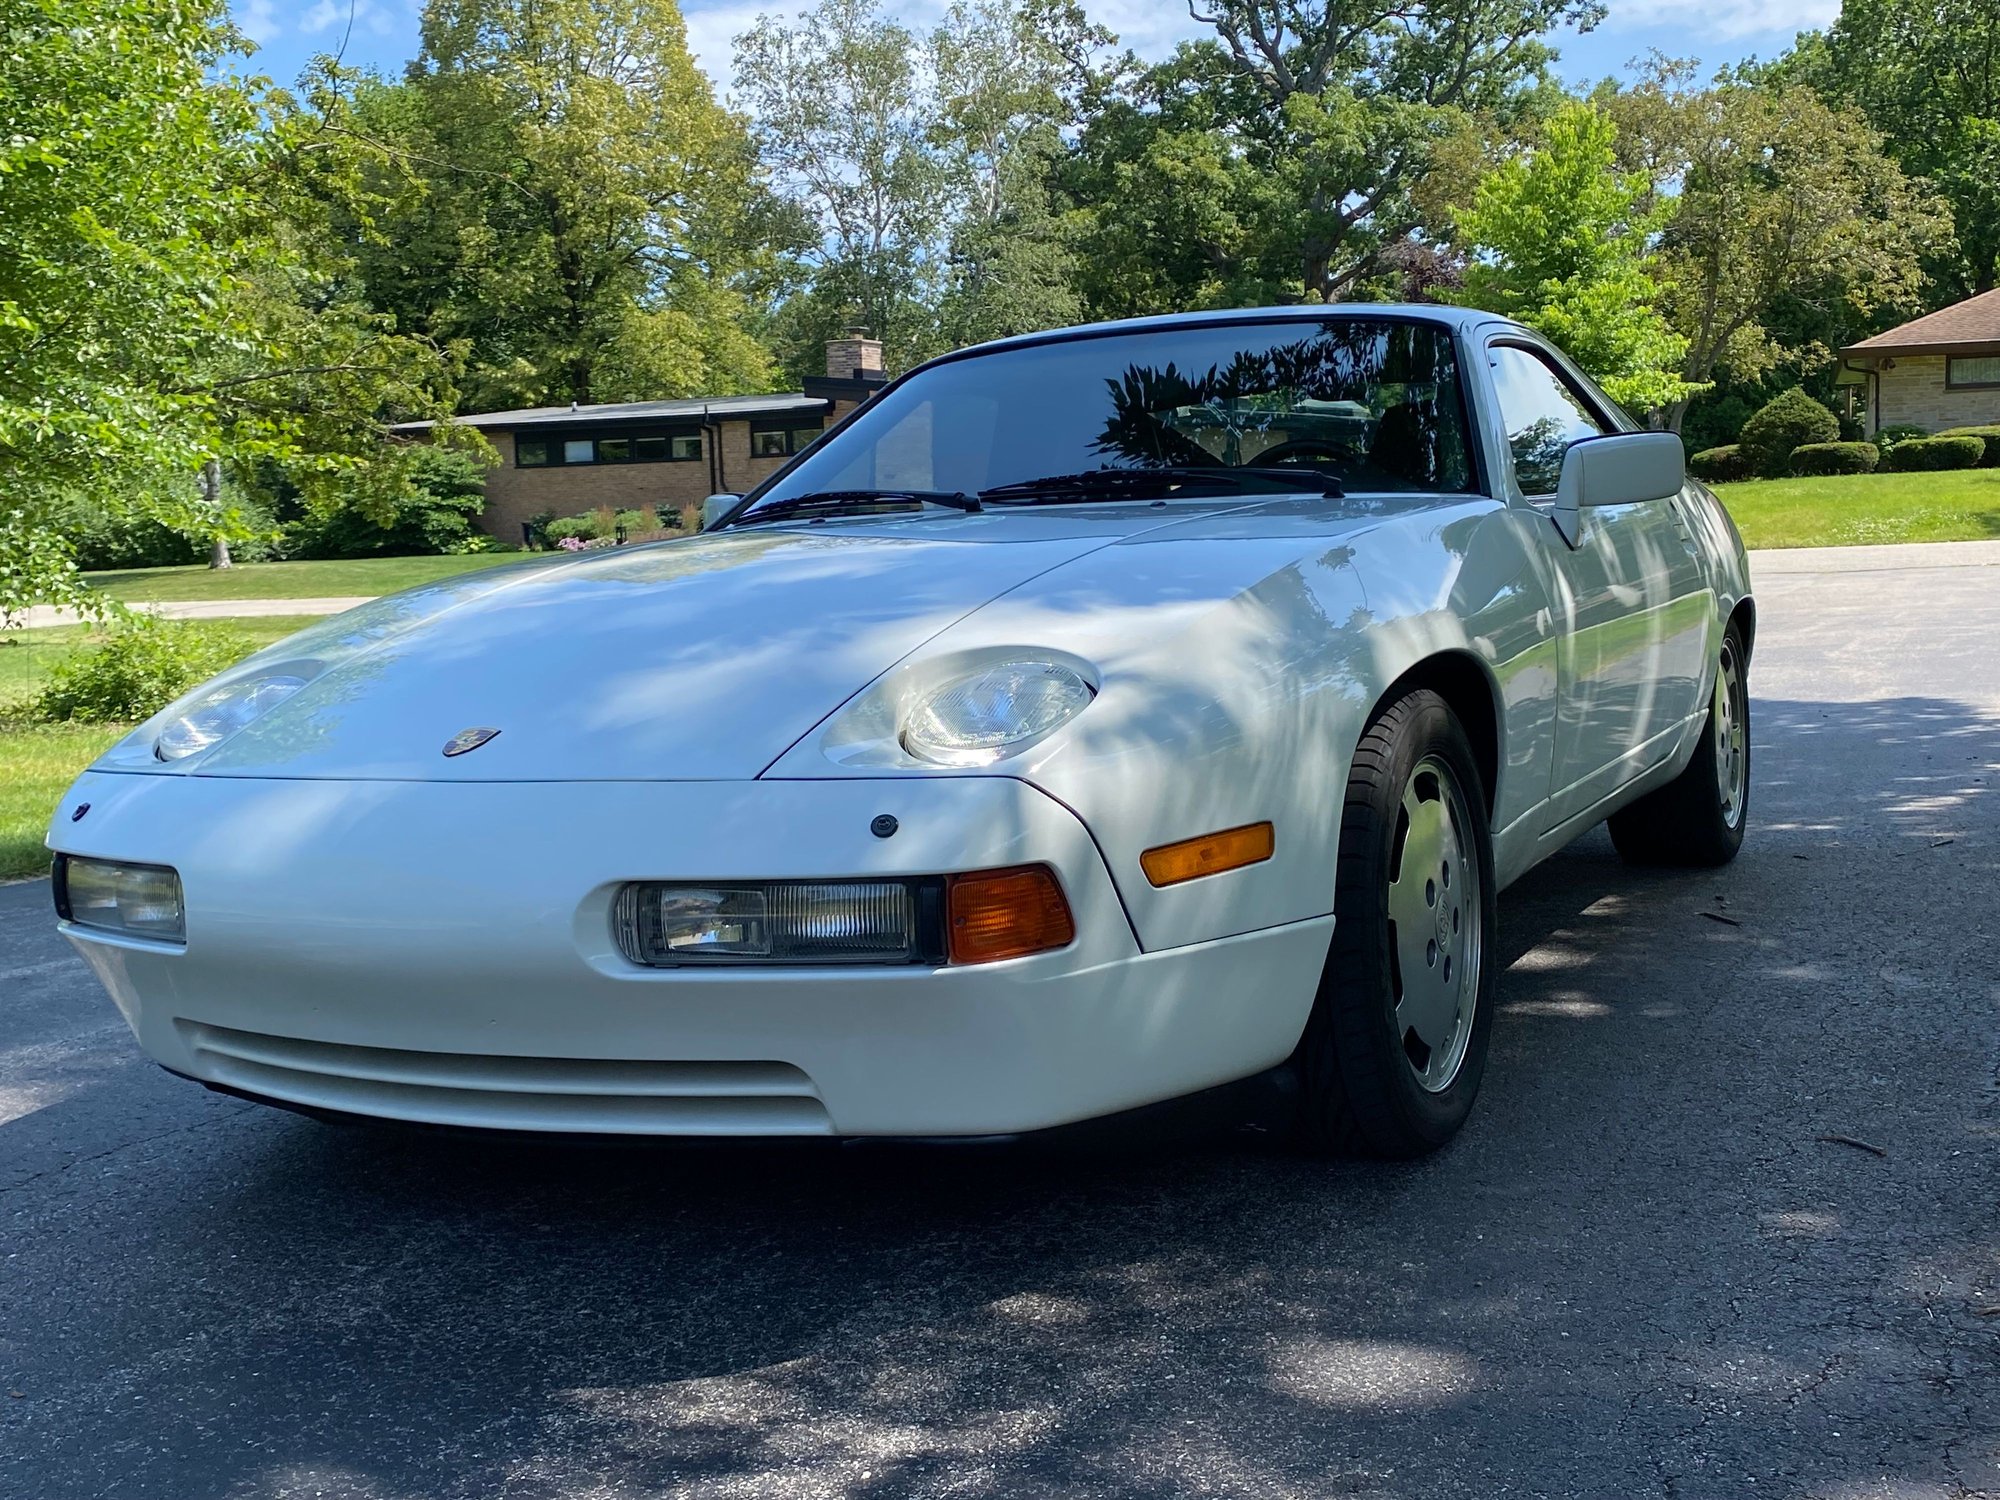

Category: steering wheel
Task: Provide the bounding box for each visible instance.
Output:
[1253,438,1348,466]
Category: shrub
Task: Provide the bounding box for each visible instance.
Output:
[1880,435,1986,472]
[1936,425,2000,467]
[1788,441,1879,477]
[1739,388,1840,477]
[31,617,252,724]
[285,448,488,559]
[62,508,203,571]
[1874,422,1929,449]
[543,514,601,544]
[1688,444,1750,483]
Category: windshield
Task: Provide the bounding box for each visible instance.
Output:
[742,317,1477,518]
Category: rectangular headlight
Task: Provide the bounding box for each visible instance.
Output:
[614,879,947,967]
[53,855,185,945]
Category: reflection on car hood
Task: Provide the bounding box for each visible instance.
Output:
[144,527,1128,781]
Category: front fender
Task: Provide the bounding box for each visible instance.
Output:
[767,500,1561,953]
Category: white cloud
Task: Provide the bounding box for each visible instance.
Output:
[1597,0,1837,41]
[236,0,281,44]
[299,0,407,40]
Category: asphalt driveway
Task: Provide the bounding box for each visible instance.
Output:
[2,542,1996,1500]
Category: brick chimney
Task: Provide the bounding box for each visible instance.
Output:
[825,326,885,382]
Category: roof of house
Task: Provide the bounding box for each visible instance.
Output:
[1844,289,2000,358]
[391,392,831,433]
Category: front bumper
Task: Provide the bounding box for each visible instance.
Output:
[51,771,1330,1137]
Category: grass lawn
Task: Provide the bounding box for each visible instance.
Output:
[84,550,529,604]
[0,615,326,883]
[1713,468,2000,550]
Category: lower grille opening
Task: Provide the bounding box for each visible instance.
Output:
[179,1022,831,1135]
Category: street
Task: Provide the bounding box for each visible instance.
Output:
[2,541,1996,1500]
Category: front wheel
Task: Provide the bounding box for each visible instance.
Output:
[1608,623,1750,867]
[1296,690,1498,1158]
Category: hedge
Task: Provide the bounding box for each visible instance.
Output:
[1688,444,1750,483]
[1880,435,1986,472]
[1787,441,1879,476]
[1936,425,2000,468]
[1739,388,1840,477]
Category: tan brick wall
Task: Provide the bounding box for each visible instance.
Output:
[477,430,717,540]
[470,404,858,538]
[1872,356,2000,434]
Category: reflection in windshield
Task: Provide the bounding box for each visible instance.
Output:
[745,317,1477,517]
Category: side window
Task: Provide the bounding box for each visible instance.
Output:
[1488,344,1606,496]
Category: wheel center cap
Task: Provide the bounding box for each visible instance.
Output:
[1435,900,1452,950]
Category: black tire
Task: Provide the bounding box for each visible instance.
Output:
[1607,622,1750,868]
[1296,690,1498,1158]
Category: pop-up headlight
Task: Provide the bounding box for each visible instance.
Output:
[902,660,1094,766]
[154,673,310,761]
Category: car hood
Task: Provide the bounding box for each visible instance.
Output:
[109,525,1140,781]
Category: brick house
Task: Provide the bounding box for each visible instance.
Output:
[398,333,888,542]
[1840,289,2000,435]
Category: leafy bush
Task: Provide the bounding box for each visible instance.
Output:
[1688,444,1750,483]
[1874,423,1929,449]
[1788,441,1879,476]
[539,505,687,548]
[1739,389,1840,477]
[1880,435,1986,472]
[285,448,488,559]
[62,508,202,571]
[543,514,600,544]
[31,617,252,724]
[1937,425,2000,467]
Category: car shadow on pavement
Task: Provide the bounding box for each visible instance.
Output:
[2,695,1997,1499]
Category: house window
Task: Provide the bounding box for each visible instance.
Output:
[751,420,825,458]
[514,429,703,467]
[1946,355,2000,389]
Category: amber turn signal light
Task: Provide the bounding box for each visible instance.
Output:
[1140,821,1275,887]
[946,865,1076,964]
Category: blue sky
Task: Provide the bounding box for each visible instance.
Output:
[229,0,1837,98]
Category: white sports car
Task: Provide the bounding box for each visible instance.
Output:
[49,307,1751,1156]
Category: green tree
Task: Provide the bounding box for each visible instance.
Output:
[0,0,455,612]
[1798,0,2000,297]
[336,0,786,410]
[1448,103,1699,416]
[1605,61,1947,427]
[735,0,953,375]
[932,0,1110,347]
[1064,0,1601,313]
[736,0,1103,375]
[0,0,247,615]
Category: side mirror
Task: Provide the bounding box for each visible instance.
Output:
[700,493,742,531]
[1552,431,1684,548]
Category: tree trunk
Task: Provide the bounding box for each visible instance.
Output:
[201,457,232,570]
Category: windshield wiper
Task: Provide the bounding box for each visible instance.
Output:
[979,465,1342,504]
[731,488,982,525]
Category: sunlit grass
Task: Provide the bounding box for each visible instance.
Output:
[83,551,535,604]
[1713,468,2000,550]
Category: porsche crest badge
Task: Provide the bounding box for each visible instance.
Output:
[443,726,501,757]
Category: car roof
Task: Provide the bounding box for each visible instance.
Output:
[929,304,1522,370]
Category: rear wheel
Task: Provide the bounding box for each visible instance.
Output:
[1608,623,1749,867]
[1296,690,1497,1158]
